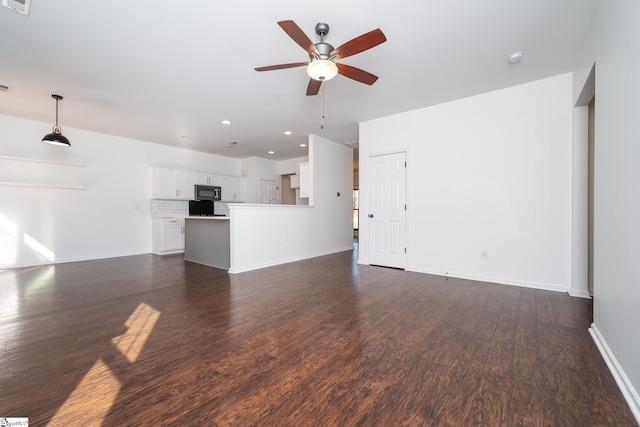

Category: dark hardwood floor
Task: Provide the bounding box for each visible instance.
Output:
[0,249,636,426]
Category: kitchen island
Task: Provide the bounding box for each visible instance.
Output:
[184,216,230,270]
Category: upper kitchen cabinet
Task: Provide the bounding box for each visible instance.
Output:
[220,175,246,202]
[194,172,221,186]
[299,162,311,199]
[152,167,194,200]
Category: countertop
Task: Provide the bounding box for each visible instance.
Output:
[185,216,230,220]
[151,214,229,219]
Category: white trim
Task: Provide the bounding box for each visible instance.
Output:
[405,266,570,293]
[589,324,640,424]
[229,203,313,212]
[229,246,353,274]
[569,288,591,299]
[0,250,150,270]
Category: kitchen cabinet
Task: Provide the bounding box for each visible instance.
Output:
[220,175,246,202]
[184,217,230,269]
[194,172,221,186]
[152,218,185,255]
[299,162,311,198]
[152,168,194,200]
[290,174,300,189]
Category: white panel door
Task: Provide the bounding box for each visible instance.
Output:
[260,179,279,204]
[368,152,406,268]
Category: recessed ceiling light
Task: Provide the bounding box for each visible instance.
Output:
[300,144,307,147]
[268,151,275,154]
[508,51,524,64]
[222,120,231,125]
[284,131,292,135]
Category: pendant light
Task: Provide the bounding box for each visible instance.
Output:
[42,94,70,146]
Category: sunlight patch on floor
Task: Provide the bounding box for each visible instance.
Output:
[48,359,121,426]
[112,303,161,363]
[47,303,161,426]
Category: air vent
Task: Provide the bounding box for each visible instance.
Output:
[3,0,31,15]
[0,85,9,92]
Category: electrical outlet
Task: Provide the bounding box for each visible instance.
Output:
[481,250,489,260]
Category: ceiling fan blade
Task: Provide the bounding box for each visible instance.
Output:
[255,62,308,72]
[306,78,322,96]
[278,20,316,53]
[336,63,379,85]
[331,28,387,59]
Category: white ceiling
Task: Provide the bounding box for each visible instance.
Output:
[0,0,595,161]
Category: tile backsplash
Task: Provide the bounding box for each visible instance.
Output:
[214,201,230,216]
[150,199,230,216]
[150,199,188,215]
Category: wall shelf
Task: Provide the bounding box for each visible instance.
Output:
[0,155,86,168]
[0,155,86,190]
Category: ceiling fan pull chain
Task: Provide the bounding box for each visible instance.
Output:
[320,84,325,129]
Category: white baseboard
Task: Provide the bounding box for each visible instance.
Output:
[229,246,354,274]
[569,288,592,299]
[2,250,151,270]
[589,324,640,424]
[406,266,570,294]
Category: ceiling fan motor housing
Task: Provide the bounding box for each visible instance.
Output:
[312,42,334,60]
[313,23,334,59]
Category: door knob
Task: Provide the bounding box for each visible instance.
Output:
[368,214,374,218]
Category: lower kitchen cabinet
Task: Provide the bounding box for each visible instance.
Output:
[152,218,185,255]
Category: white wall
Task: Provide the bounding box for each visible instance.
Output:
[240,156,280,203]
[277,156,308,175]
[229,134,353,273]
[359,73,573,292]
[0,114,242,268]
[578,0,640,420]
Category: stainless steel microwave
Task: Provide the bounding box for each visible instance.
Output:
[194,185,221,201]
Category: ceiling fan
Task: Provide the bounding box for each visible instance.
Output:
[255,20,387,96]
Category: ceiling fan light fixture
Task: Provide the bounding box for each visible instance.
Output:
[42,94,70,147]
[306,59,338,81]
